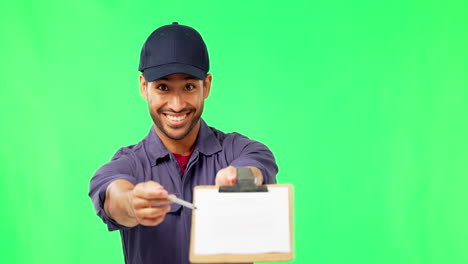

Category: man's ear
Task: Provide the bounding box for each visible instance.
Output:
[203,73,212,99]
[139,74,148,100]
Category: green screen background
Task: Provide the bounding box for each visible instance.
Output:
[1,0,467,263]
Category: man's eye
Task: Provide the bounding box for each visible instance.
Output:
[185,84,195,91]
[157,84,168,91]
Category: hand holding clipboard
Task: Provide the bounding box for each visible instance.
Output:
[190,167,294,263]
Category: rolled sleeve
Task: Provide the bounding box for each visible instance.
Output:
[229,134,278,184]
[89,150,138,231]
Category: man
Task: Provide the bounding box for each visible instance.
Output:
[89,22,278,264]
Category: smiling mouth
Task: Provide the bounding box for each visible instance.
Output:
[166,114,188,121]
[163,112,192,127]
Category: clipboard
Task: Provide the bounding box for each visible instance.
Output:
[190,167,294,263]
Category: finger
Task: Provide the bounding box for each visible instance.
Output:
[215,169,228,186]
[132,196,149,209]
[227,171,237,185]
[225,166,237,185]
[247,166,264,185]
[134,181,168,199]
[133,196,172,209]
[135,205,170,219]
[148,198,173,207]
[139,214,167,226]
[215,166,237,186]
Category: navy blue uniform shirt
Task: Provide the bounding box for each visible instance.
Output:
[89,119,278,264]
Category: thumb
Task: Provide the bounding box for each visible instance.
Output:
[227,170,236,185]
[215,166,237,186]
[225,166,237,185]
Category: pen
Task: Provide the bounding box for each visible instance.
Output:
[167,195,197,210]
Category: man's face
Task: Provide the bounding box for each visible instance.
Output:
[140,73,211,141]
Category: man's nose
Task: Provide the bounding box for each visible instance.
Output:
[167,93,185,112]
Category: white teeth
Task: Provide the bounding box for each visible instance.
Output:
[167,114,187,121]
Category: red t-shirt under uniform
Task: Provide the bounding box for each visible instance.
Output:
[173,152,192,174]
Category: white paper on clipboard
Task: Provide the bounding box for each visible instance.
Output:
[192,186,291,255]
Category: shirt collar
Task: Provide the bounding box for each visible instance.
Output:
[144,119,222,166]
[194,119,222,156]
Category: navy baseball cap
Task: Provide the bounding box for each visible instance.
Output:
[138,22,209,82]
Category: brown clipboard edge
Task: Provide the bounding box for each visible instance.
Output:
[189,184,294,263]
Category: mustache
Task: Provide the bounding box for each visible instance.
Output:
[157,108,195,114]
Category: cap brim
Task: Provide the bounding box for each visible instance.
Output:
[143,63,207,82]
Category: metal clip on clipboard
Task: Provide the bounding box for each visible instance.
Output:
[219,167,268,192]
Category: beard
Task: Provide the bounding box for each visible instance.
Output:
[149,105,203,141]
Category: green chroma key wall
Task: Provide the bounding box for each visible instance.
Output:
[1,0,467,263]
